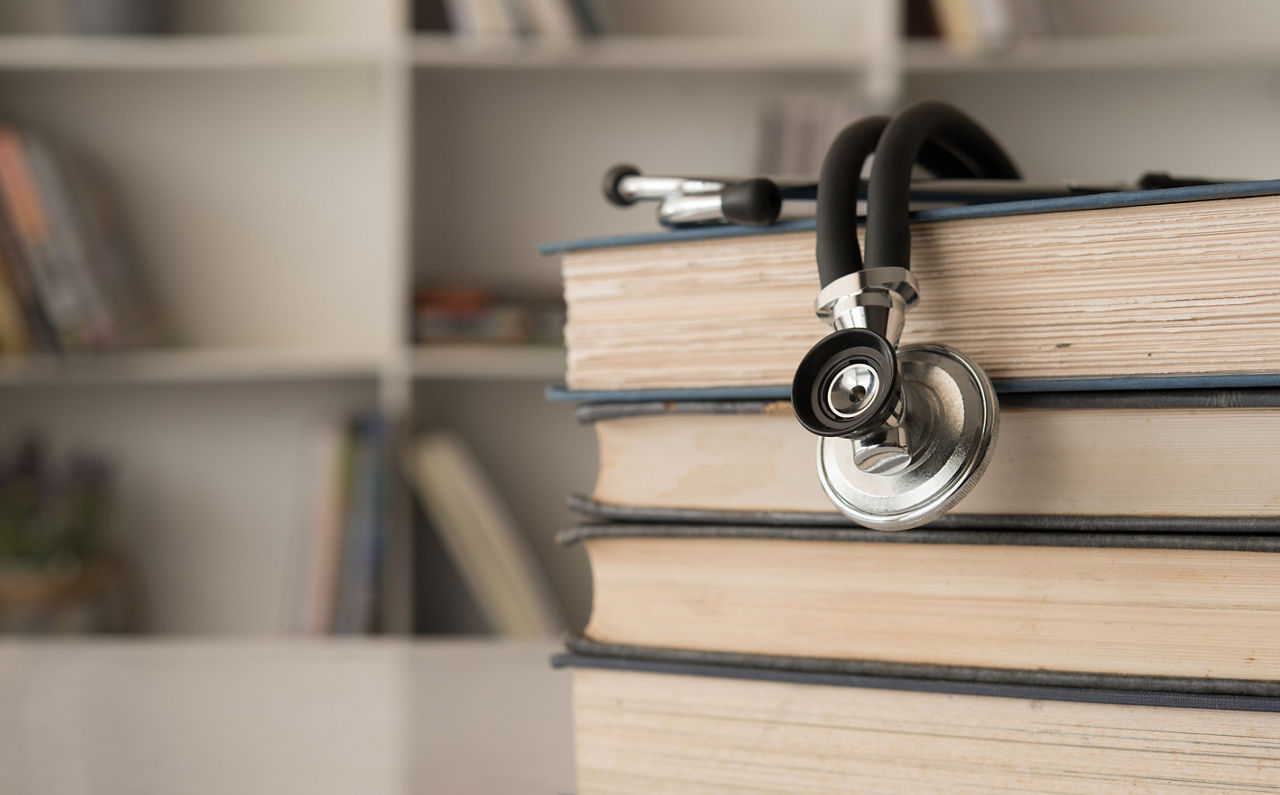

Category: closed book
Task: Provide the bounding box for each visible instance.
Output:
[569,390,1280,528]
[0,234,29,354]
[333,412,389,634]
[546,181,1280,393]
[20,131,119,351]
[0,128,91,351]
[403,432,563,638]
[0,201,56,352]
[564,523,1280,688]
[558,654,1280,793]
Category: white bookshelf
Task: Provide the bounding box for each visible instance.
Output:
[902,36,1280,74]
[0,0,1277,635]
[410,33,876,73]
[0,349,382,386]
[0,35,388,70]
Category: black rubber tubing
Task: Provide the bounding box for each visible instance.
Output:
[816,115,892,287]
[864,101,1021,272]
[815,106,1016,287]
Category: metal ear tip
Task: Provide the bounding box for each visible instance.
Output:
[791,328,900,438]
[815,344,999,531]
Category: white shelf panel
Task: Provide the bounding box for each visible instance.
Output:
[904,36,1280,74]
[0,348,383,386]
[410,345,565,381]
[0,35,386,71]
[410,34,872,72]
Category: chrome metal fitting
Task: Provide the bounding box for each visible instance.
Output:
[815,267,920,346]
[851,395,911,474]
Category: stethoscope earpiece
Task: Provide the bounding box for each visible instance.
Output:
[795,101,1012,531]
[792,327,900,439]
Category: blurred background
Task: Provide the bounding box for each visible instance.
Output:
[0,0,1278,791]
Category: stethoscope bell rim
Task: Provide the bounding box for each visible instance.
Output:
[815,343,999,531]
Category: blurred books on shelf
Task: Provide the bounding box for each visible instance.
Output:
[413,287,564,346]
[755,95,869,177]
[0,125,165,357]
[426,0,608,39]
[0,433,134,633]
[288,411,390,635]
[909,0,1058,52]
[403,431,563,638]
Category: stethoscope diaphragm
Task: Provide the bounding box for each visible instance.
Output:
[815,344,998,531]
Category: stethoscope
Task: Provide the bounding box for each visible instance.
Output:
[601,101,1033,529]
[601,100,1225,530]
[790,101,1017,530]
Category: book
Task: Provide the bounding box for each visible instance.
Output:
[0,126,161,356]
[573,390,1280,527]
[21,131,119,351]
[558,654,1280,793]
[546,181,1280,392]
[285,418,351,634]
[517,0,579,38]
[0,127,93,352]
[0,237,30,354]
[564,523,1280,687]
[404,431,563,637]
[333,412,390,634]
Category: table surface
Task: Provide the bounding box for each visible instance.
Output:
[0,638,574,795]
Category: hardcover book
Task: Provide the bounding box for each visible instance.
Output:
[564,522,1280,687]
[572,390,1280,528]
[559,654,1280,793]
[546,181,1280,393]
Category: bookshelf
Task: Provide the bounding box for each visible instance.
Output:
[409,34,878,73]
[0,349,383,386]
[0,35,387,70]
[902,36,1280,73]
[0,0,1277,635]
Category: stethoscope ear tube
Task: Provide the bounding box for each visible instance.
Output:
[815,115,889,286]
[865,101,1020,272]
[618,170,785,227]
[602,163,642,206]
[720,178,783,226]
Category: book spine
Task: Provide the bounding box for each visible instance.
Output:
[932,0,980,51]
[0,218,30,354]
[285,419,350,634]
[21,132,120,352]
[333,412,387,634]
[0,203,57,353]
[520,0,580,38]
[61,151,160,348]
[0,128,89,351]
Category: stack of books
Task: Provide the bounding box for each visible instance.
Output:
[545,181,1280,791]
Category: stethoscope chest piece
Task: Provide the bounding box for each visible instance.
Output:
[814,343,998,530]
